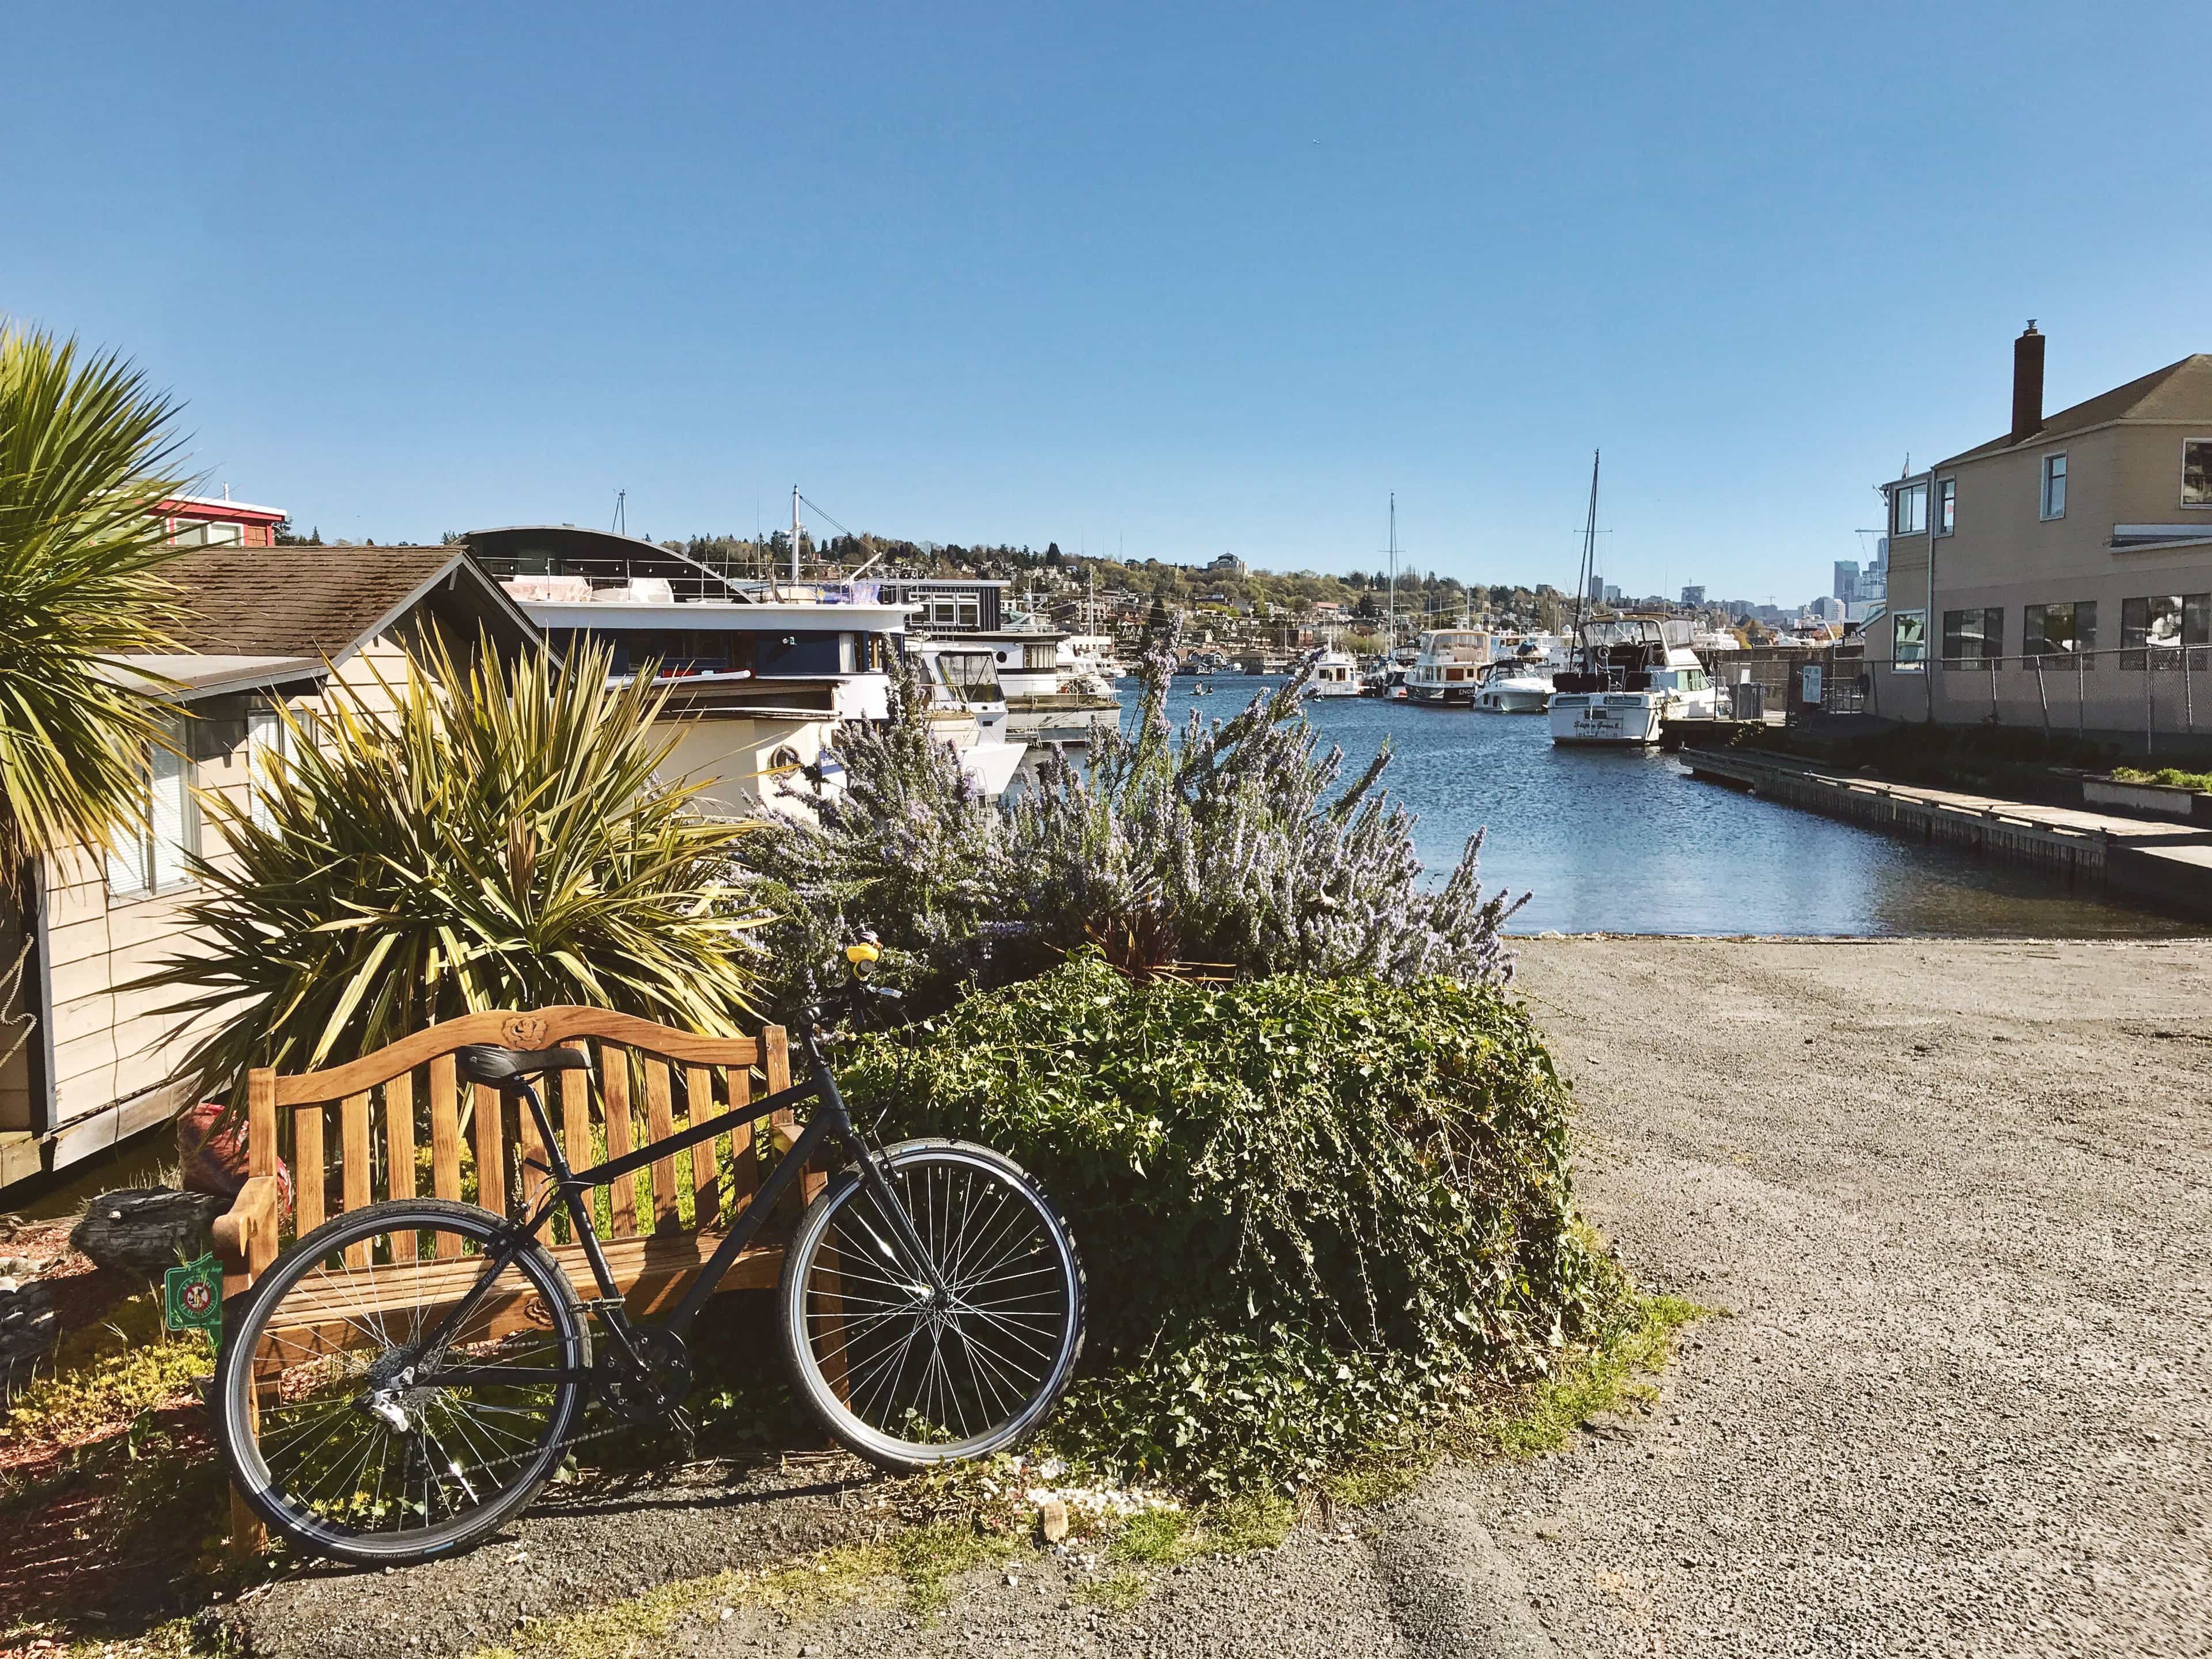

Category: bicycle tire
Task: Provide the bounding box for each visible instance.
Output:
[778,1139,1085,1471]
[213,1198,590,1566]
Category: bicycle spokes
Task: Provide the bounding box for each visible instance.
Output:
[801,1154,1075,1449]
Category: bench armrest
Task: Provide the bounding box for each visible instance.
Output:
[214,1176,285,1289]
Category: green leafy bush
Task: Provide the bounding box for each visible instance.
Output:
[844,956,1615,1490]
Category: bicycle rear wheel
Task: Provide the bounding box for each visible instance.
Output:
[778,1139,1084,1470]
[213,1198,590,1566]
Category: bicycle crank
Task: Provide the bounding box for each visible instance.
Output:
[594,1327,694,1426]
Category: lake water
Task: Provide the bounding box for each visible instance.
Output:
[1118,676,2194,938]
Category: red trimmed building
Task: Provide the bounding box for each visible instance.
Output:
[156,492,287,547]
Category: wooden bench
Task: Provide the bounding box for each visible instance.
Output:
[212,1005,812,1554]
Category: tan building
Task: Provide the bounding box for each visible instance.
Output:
[0,544,533,1188]
[1866,326,2212,750]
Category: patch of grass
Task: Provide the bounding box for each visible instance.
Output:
[885,1522,1020,1616]
[1110,1491,1292,1567]
[5,1290,214,1446]
[1070,1569,1148,1613]
[2112,766,2212,791]
[1475,1293,1703,1458]
[467,1523,1023,1658]
[1319,1290,1705,1508]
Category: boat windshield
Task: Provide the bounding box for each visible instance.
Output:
[930,651,1003,703]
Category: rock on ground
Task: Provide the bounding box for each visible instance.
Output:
[225,937,2212,1658]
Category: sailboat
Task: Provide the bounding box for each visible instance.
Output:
[1548,452,1718,745]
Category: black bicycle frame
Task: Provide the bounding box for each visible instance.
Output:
[414,1019,946,1369]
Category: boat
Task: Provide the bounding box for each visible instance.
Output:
[1547,452,1718,745]
[1406,630,1492,706]
[1472,653,1554,714]
[1548,619,1718,743]
[1309,644,1361,697]
[904,638,1030,797]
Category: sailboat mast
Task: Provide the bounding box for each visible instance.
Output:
[1388,493,1397,647]
[1571,450,1600,664]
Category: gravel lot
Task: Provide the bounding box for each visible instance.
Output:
[227,937,2212,1658]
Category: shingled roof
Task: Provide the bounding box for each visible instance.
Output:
[1944,354,2212,465]
[161,542,536,659]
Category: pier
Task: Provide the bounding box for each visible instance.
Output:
[1679,744,2212,918]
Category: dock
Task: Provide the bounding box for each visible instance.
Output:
[1678,745,2212,918]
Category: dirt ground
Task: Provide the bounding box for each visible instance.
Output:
[209,935,2212,1658]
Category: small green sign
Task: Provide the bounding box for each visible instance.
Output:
[164,1251,223,1349]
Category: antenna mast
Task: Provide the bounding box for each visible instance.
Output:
[612,489,626,537]
[1387,493,1397,648]
[790,486,802,587]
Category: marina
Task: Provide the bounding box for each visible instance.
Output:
[1126,675,2198,938]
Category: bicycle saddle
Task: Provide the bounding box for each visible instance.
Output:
[454,1044,592,1087]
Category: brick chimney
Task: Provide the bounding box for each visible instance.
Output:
[2011,321,2045,445]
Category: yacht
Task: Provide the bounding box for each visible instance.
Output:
[1548,618,1719,745]
[1406,630,1492,706]
[905,638,1030,797]
[1309,645,1361,698]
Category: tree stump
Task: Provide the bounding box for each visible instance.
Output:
[0,1281,58,1399]
[69,1188,225,1277]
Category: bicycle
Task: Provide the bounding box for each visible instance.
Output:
[210,943,1086,1566]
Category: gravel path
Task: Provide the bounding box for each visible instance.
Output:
[226,937,2212,1658]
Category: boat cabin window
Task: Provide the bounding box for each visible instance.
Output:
[932,652,1003,703]
[926,598,982,630]
[609,630,757,677]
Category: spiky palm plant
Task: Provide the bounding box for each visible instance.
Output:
[0,324,187,872]
[143,632,768,1096]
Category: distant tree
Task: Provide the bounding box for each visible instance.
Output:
[1045,542,1062,563]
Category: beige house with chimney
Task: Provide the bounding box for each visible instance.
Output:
[1865,326,2212,750]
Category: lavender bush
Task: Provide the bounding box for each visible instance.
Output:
[741,624,1524,1013]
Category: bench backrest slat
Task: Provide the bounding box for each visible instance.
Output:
[247,1010,789,1252]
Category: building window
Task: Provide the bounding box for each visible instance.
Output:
[106,736,196,898]
[1941,607,2003,664]
[2120,593,2208,669]
[1937,478,1955,536]
[2184,440,2212,507]
[246,702,294,831]
[1893,482,1927,536]
[1891,609,1926,671]
[1024,642,1056,671]
[2040,453,2067,520]
[2022,600,2097,668]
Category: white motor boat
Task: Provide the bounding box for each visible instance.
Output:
[1548,618,1719,745]
[1473,637,1567,713]
[907,639,1030,797]
[1309,646,1361,698]
[1407,631,1491,706]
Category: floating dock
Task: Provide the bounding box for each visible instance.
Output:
[1678,746,2212,918]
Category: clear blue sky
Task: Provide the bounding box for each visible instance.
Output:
[8,2,2205,604]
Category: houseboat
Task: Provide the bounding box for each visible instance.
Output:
[1309,645,1361,697]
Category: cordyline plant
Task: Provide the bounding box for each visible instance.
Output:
[0,324,187,873]
[743,622,1523,1013]
[142,632,766,1098]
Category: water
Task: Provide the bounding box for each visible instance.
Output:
[1115,676,2194,938]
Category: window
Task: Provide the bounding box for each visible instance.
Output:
[1893,482,1927,536]
[1941,607,2004,664]
[1937,478,1956,536]
[2040,452,2067,520]
[2022,600,2097,667]
[1024,642,1056,671]
[1891,609,1926,671]
[246,702,293,831]
[106,736,196,897]
[2121,593,2208,669]
[2184,440,2212,507]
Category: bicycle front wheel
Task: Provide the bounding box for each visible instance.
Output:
[779,1139,1085,1470]
[213,1198,590,1566]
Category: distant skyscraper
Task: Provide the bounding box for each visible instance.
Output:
[1680,584,1705,606]
[1603,583,1621,605]
[1834,560,1860,603]
[1586,572,1604,604]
